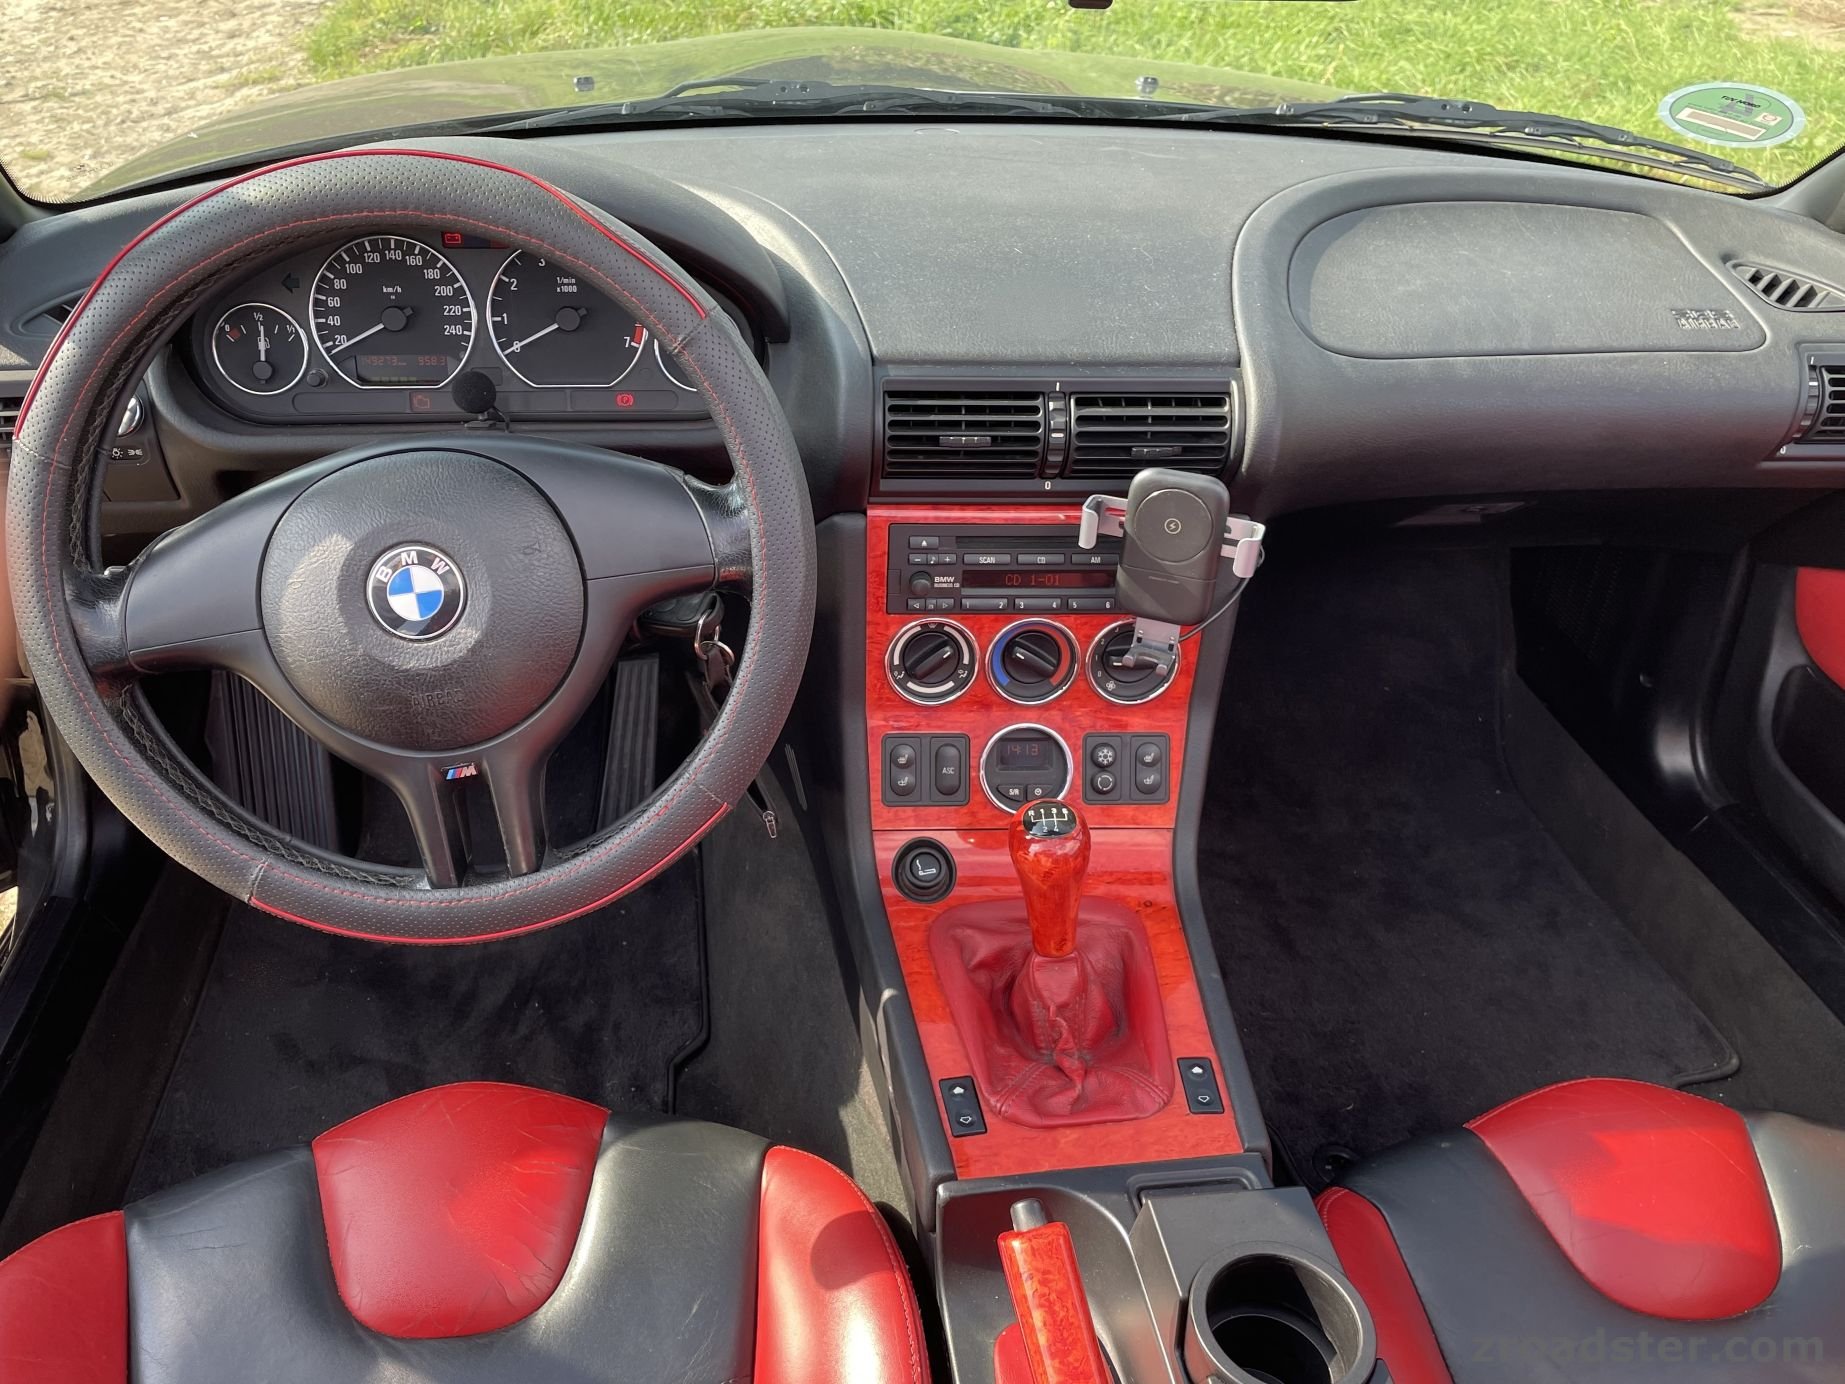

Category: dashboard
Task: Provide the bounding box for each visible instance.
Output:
[184,229,753,425]
[7,123,1845,536]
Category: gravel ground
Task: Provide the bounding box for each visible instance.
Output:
[0,0,329,201]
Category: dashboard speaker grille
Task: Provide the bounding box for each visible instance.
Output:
[1067,393,1233,478]
[882,390,1045,478]
[1733,263,1844,313]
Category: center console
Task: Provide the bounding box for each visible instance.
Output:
[835,492,1383,1384]
[865,504,1244,1184]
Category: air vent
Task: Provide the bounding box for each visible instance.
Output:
[20,296,78,335]
[1803,363,1845,443]
[883,390,1045,478]
[0,391,23,464]
[1067,393,1233,479]
[1733,263,1845,312]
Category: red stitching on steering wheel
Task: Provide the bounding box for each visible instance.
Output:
[20,149,778,941]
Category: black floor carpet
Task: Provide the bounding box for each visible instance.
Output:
[127,858,704,1198]
[1204,546,1736,1187]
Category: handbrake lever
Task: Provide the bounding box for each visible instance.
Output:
[1079,469,1266,676]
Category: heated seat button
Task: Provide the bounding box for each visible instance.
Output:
[934,742,963,798]
[1127,735,1170,803]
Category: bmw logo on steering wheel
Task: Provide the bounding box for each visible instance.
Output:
[368,544,466,640]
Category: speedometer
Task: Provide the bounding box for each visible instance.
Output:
[310,236,475,388]
[488,251,642,388]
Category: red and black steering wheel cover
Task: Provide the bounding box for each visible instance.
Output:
[7,148,815,942]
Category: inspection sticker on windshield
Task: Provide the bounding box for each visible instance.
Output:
[1659,83,1805,148]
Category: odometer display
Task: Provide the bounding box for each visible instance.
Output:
[311,236,475,388]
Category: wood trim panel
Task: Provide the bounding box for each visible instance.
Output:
[876,828,1245,1180]
[867,506,1197,832]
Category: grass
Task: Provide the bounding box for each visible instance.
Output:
[297,0,1845,186]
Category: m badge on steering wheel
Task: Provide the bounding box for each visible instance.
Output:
[369,544,466,640]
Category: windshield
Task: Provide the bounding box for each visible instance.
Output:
[3,0,1840,202]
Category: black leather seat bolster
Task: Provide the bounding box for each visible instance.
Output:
[124,1117,768,1384]
[1342,1119,1845,1383]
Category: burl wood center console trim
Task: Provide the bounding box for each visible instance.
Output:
[867,506,1245,1180]
[876,828,1246,1180]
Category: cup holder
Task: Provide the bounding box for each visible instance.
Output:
[1184,1246,1375,1384]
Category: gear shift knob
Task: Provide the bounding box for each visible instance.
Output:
[1008,800,1091,958]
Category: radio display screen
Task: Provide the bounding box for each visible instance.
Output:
[961,569,1113,590]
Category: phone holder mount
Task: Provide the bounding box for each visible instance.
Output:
[1078,468,1266,676]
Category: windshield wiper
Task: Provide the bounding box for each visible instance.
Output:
[484,76,1105,130]
[1158,92,1769,192]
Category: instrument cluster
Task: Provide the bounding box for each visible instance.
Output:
[187,229,750,425]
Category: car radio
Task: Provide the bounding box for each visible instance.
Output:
[886,523,1125,615]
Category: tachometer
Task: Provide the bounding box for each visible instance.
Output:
[654,338,699,393]
[211,303,308,396]
[310,236,475,388]
[488,251,643,388]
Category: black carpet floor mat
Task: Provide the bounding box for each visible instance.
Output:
[127,858,703,1198]
[1203,546,1736,1188]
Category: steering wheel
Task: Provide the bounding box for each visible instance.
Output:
[6,150,815,942]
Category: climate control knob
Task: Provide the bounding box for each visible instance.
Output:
[1087,620,1179,704]
[887,620,977,705]
[988,620,1078,705]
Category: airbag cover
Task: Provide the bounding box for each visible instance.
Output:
[260,449,582,751]
[1290,202,1765,358]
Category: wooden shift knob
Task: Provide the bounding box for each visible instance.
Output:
[1008,800,1091,958]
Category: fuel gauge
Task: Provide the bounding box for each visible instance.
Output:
[211,303,308,396]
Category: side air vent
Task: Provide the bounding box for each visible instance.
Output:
[883,389,1045,478]
[0,390,23,464]
[1733,263,1845,313]
[1067,393,1233,479]
[1801,362,1845,443]
[21,298,78,335]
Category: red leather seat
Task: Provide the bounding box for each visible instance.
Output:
[0,1082,929,1384]
[1317,1078,1845,1383]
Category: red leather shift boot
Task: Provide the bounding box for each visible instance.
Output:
[930,899,1173,1127]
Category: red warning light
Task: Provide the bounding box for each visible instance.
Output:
[615,392,636,408]
[441,231,464,247]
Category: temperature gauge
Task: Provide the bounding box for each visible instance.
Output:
[211,303,308,396]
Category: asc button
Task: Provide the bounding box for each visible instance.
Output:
[933,742,963,797]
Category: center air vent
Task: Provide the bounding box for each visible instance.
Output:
[1067,393,1233,479]
[1733,263,1844,313]
[882,389,1045,479]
